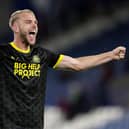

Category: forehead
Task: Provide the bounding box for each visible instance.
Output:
[18,12,37,21]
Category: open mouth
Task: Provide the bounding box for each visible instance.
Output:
[29,31,36,35]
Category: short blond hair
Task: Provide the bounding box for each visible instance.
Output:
[9,9,34,28]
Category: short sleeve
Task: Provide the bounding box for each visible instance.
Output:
[52,54,64,69]
[42,48,64,68]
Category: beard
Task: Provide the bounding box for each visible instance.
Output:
[20,31,36,46]
[20,32,30,45]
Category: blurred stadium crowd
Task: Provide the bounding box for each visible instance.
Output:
[13,0,129,40]
[1,0,129,129]
[1,0,129,41]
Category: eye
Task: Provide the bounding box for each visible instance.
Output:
[25,20,31,24]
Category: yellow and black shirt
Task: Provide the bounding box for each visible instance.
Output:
[0,42,63,129]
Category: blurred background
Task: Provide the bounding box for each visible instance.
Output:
[1,0,129,129]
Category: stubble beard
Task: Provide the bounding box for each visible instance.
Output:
[20,32,34,46]
[19,28,37,46]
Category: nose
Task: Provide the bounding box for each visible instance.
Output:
[32,21,36,26]
[32,22,37,29]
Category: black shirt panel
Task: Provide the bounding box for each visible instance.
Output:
[0,44,60,129]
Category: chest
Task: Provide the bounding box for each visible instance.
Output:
[1,50,48,80]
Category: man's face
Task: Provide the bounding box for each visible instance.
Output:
[16,12,38,45]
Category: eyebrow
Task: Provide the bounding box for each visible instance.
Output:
[24,19,38,24]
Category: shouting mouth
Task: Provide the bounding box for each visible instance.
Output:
[29,31,36,37]
[28,31,37,39]
[26,31,37,44]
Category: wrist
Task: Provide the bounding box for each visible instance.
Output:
[109,51,114,60]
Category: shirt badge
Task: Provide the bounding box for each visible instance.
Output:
[32,55,40,63]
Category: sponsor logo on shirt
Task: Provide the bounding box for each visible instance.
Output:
[32,55,40,63]
[13,62,41,79]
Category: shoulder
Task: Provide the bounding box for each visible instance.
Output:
[0,43,10,57]
[0,43,9,47]
[32,46,55,55]
[0,43,10,51]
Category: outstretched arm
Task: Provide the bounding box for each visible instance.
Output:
[56,46,126,71]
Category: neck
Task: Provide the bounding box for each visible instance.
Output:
[13,39,30,51]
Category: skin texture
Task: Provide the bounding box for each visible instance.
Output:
[57,47,126,71]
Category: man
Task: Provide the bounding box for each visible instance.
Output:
[0,9,126,129]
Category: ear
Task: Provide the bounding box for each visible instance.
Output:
[11,22,19,33]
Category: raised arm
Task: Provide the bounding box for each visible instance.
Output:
[56,46,126,71]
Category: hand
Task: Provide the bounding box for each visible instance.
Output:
[112,46,126,60]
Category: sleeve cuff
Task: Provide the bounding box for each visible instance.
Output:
[53,54,64,69]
